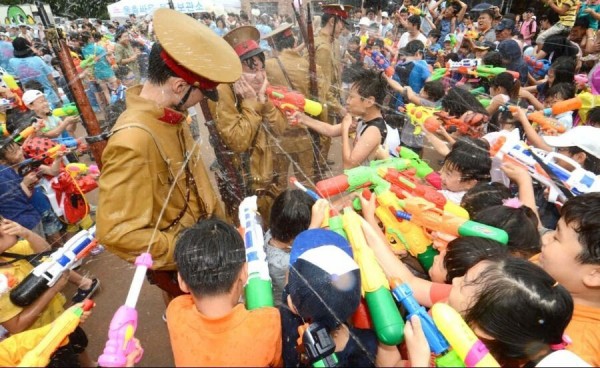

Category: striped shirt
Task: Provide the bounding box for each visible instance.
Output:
[558,0,577,28]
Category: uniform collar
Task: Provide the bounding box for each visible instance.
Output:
[125,85,187,125]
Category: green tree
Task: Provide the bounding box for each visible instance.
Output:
[0,0,111,19]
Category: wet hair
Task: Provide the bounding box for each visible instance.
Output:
[489,72,520,100]
[482,51,503,67]
[241,52,266,71]
[22,80,44,91]
[321,13,344,28]
[444,237,509,283]
[460,181,512,217]
[422,80,445,101]
[441,87,489,117]
[269,189,316,243]
[273,31,295,51]
[175,218,246,297]
[350,69,387,106]
[473,205,541,258]
[561,192,600,264]
[539,57,576,97]
[488,107,522,134]
[443,137,492,182]
[464,258,573,366]
[428,29,441,41]
[147,42,179,85]
[546,82,575,101]
[80,31,92,44]
[445,53,460,62]
[587,106,600,126]
[0,140,19,162]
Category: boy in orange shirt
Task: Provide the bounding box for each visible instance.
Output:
[539,192,600,365]
[166,218,282,367]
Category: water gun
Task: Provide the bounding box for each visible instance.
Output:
[379,167,469,217]
[290,176,320,201]
[424,110,484,138]
[98,253,150,367]
[390,280,464,367]
[298,322,339,367]
[328,209,347,240]
[13,120,45,142]
[10,226,98,307]
[52,102,79,117]
[430,67,450,81]
[397,146,441,189]
[370,50,394,77]
[1,72,27,111]
[0,272,15,295]
[18,300,95,367]
[521,97,581,134]
[405,103,437,135]
[574,74,589,91]
[368,187,437,270]
[464,29,479,39]
[80,55,96,69]
[431,303,500,367]
[266,85,322,117]
[239,196,274,310]
[408,5,424,16]
[491,137,600,203]
[524,56,551,79]
[18,144,68,176]
[315,159,409,197]
[342,208,405,345]
[396,196,509,244]
[65,162,100,178]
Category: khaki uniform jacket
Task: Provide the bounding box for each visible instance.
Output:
[208,83,286,192]
[96,86,224,271]
[314,30,344,117]
[265,49,326,154]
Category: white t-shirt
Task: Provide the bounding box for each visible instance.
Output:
[536,349,591,367]
[398,31,428,49]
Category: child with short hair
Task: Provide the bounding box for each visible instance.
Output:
[540,192,600,365]
[295,69,399,168]
[439,137,492,203]
[266,189,316,306]
[167,218,282,366]
[22,90,78,139]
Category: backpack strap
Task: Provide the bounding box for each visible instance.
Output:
[359,117,388,145]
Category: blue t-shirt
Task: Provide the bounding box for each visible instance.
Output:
[8,56,60,108]
[437,18,452,47]
[0,41,14,72]
[0,164,41,229]
[579,3,600,30]
[82,43,115,80]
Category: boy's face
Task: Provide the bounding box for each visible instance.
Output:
[440,164,475,192]
[29,96,50,115]
[345,85,371,117]
[540,218,590,294]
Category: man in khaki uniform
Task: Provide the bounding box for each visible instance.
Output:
[96,9,241,297]
[314,4,351,167]
[263,23,327,189]
[209,26,286,224]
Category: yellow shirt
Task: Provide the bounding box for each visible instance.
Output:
[558,0,577,28]
[0,240,65,330]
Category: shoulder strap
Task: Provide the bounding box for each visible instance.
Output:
[111,123,170,164]
[360,118,387,145]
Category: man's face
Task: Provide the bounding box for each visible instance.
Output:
[334,19,345,37]
[495,28,511,41]
[478,13,492,30]
[540,218,590,294]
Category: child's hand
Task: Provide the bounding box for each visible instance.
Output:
[309,199,329,229]
[0,219,30,238]
[22,171,39,187]
[287,111,303,126]
[404,315,431,367]
[341,113,354,134]
[501,162,532,186]
[358,192,377,222]
[125,338,143,367]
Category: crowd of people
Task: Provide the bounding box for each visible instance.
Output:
[0,0,600,366]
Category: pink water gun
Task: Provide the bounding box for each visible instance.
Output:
[97,253,152,367]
